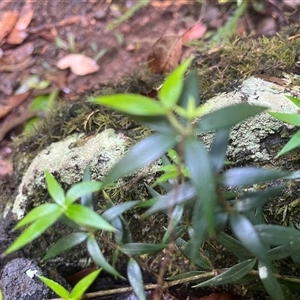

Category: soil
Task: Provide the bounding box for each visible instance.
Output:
[1,1,300,299]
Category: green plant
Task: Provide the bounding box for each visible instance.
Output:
[4,58,300,300]
[269,95,300,157]
[55,33,76,52]
[37,269,101,300]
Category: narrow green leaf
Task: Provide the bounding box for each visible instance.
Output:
[81,166,93,209]
[258,260,284,300]
[197,104,267,132]
[276,130,300,157]
[216,232,253,261]
[120,243,167,255]
[167,271,205,281]
[127,258,146,300]
[45,171,65,206]
[193,258,256,287]
[104,133,176,185]
[5,210,63,254]
[37,275,70,299]
[102,201,139,222]
[234,184,285,212]
[43,232,88,260]
[286,95,300,109]
[146,182,196,215]
[268,244,300,261]
[119,216,132,244]
[230,213,269,263]
[220,167,289,187]
[70,269,101,300]
[66,181,102,205]
[111,217,123,244]
[92,94,165,116]
[210,129,229,173]
[159,58,192,108]
[176,238,212,270]
[269,112,300,126]
[254,224,300,246]
[65,204,116,231]
[185,137,216,233]
[87,236,121,277]
[14,203,60,229]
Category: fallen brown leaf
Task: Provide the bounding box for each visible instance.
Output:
[148,35,182,74]
[182,23,207,44]
[6,28,28,45]
[0,11,19,45]
[56,53,100,76]
[15,2,34,30]
[200,292,232,300]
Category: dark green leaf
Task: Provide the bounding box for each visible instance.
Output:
[14,203,61,229]
[258,260,284,300]
[127,258,146,300]
[197,104,267,132]
[220,167,289,187]
[65,204,116,231]
[276,131,300,158]
[111,217,123,244]
[92,94,165,116]
[244,207,265,226]
[269,244,300,261]
[167,271,205,281]
[104,133,176,185]
[37,275,70,299]
[70,269,101,299]
[254,224,300,246]
[146,182,196,214]
[81,166,93,209]
[120,243,167,255]
[5,210,63,254]
[230,213,269,263]
[193,258,256,287]
[43,232,88,260]
[176,238,211,270]
[210,129,230,173]
[216,232,253,260]
[45,171,65,206]
[159,58,192,109]
[119,216,132,244]
[87,236,121,277]
[66,181,102,205]
[178,70,200,110]
[185,137,216,232]
[234,184,285,212]
[102,201,139,222]
[269,112,300,126]
[280,284,296,300]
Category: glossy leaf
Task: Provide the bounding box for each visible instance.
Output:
[234,184,285,212]
[230,213,269,263]
[197,104,267,132]
[93,94,165,116]
[43,232,88,260]
[146,182,196,214]
[268,244,300,261]
[81,166,94,209]
[269,112,300,126]
[111,217,123,244]
[216,232,253,260]
[45,171,65,206]
[103,133,176,185]
[87,236,121,277]
[65,204,116,231]
[120,243,167,255]
[102,201,139,222]
[159,58,192,108]
[176,238,211,270]
[66,181,102,205]
[220,167,289,187]
[14,203,61,229]
[37,275,70,299]
[185,137,216,232]
[276,130,300,157]
[70,269,101,299]
[210,129,230,173]
[127,258,146,300]
[193,258,256,287]
[258,260,284,300]
[5,210,63,254]
[254,224,300,246]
